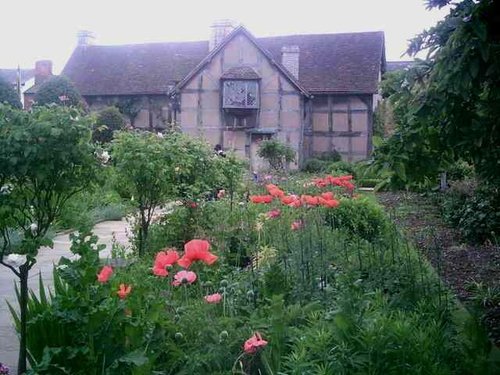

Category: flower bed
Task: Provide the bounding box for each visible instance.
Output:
[14,175,497,374]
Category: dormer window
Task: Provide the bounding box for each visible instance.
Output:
[222,80,259,109]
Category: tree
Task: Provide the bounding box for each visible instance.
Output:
[0,76,22,109]
[34,76,84,108]
[111,131,219,255]
[93,106,126,143]
[257,139,295,172]
[371,0,500,188]
[0,104,99,374]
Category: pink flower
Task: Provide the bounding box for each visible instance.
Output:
[117,284,132,299]
[97,265,113,283]
[266,208,281,219]
[243,332,268,354]
[177,239,218,269]
[291,220,303,231]
[172,270,197,286]
[217,189,226,199]
[152,248,179,277]
[204,293,222,304]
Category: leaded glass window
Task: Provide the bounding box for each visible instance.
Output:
[222,80,259,109]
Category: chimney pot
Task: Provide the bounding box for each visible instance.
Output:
[281,45,300,80]
[209,20,236,51]
[34,60,53,85]
[77,30,96,47]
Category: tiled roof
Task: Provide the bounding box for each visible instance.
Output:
[62,29,385,96]
[0,69,35,85]
[220,66,260,80]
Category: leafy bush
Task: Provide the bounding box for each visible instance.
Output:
[447,159,475,182]
[257,139,295,171]
[0,76,22,109]
[34,76,84,108]
[302,158,329,173]
[329,161,356,177]
[93,106,126,143]
[315,150,341,163]
[325,197,390,242]
[442,181,500,243]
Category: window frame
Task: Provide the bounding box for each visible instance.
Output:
[222,79,260,109]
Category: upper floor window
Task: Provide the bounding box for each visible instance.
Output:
[222,80,259,109]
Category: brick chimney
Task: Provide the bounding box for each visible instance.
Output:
[77,30,96,47]
[209,20,236,51]
[281,45,300,80]
[34,60,53,85]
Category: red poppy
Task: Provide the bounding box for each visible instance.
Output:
[172,270,197,286]
[280,195,296,205]
[243,332,268,354]
[97,265,113,283]
[177,239,218,268]
[266,208,281,219]
[250,195,274,204]
[317,197,339,208]
[302,195,319,206]
[204,293,223,304]
[153,248,179,277]
[320,191,335,200]
[117,283,132,299]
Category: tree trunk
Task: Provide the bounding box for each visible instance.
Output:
[17,265,29,374]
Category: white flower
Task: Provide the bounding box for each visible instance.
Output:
[157,132,164,138]
[97,151,110,164]
[3,253,27,268]
[30,222,38,235]
[0,184,13,195]
[56,264,68,271]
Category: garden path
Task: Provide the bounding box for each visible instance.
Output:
[0,219,130,374]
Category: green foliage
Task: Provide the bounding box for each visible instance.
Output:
[34,76,84,108]
[372,0,500,189]
[10,173,498,374]
[0,104,99,372]
[442,181,500,243]
[0,105,98,257]
[257,139,295,171]
[302,158,329,173]
[56,169,129,231]
[325,197,390,242]
[93,106,126,143]
[315,150,342,163]
[0,76,22,109]
[111,131,221,255]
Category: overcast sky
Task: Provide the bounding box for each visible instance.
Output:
[1,0,449,73]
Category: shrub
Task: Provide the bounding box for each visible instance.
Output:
[315,150,342,163]
[325,198,390,242]
[257,139,295,171]
[34,76,84,108]
[446,159,475,182]
[442,181,500,243]
[302,158,328,173]
[93,106,126,143]
[329,161,356,177]
[0,76,21,109]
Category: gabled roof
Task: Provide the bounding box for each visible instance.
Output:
[62,28,385,96]
[0,69,35,85]
[175,26,310,96]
